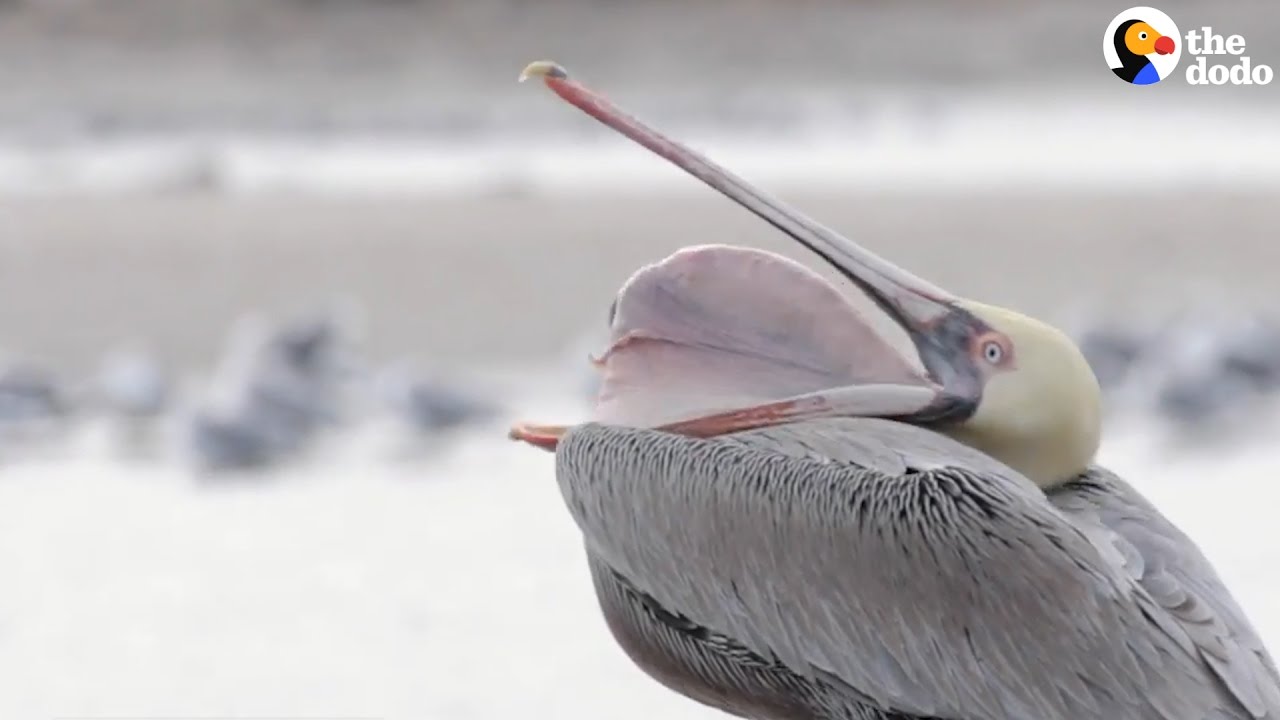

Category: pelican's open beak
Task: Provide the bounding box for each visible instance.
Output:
[512,61,987,451]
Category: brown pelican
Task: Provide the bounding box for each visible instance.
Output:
[510,61,1280,720]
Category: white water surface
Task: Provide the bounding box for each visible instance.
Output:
[2,96,1277,196]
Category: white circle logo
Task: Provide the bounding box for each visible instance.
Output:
[1104,7,1181,84]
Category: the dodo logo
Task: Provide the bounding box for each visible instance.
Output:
[1104,7,1181,85]
[1104,7,1273,86]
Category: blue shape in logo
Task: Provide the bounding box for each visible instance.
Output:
[1132,63,1162,85]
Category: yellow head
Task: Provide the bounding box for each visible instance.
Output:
[943,301,1102,488]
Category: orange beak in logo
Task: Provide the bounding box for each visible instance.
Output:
[1154,34,1175,55]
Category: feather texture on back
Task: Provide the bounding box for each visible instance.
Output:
[554,418,1279,720]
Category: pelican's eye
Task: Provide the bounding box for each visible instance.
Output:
[1139,31,1148,40]
[974,332,1013,369]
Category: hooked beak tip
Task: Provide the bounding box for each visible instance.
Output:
[519,60,569,83]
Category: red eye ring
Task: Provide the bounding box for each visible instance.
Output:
[975,332,1013,368]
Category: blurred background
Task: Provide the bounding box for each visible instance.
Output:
[1,1,1278,718]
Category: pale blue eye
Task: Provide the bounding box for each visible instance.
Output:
[983,342,1003,364]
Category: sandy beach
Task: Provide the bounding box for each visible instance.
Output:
[2,191,1277,372]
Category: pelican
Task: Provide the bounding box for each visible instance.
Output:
[510,61,1280,720]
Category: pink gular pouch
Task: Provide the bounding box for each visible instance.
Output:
[508,62,987,451]
[594,244,930,430]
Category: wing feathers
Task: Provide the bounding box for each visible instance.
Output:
[1055,472,1280,719]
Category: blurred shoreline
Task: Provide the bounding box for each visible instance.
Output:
[2,95,1278,195]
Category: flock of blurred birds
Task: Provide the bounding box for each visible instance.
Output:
[1076,307,1280,445]
[2,303,1279,474]
[0,308,514,473]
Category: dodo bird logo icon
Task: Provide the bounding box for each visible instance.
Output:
[1104,7,1181,84]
